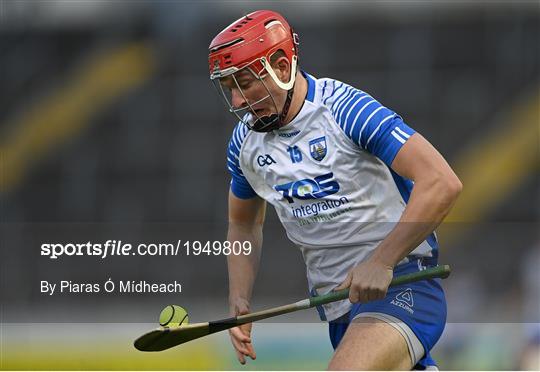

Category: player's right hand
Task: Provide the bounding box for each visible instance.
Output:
[229,299,256,364]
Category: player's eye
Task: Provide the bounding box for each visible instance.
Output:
[237,80,252,89]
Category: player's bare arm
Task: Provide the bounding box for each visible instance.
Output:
[227,191,266,364]
[336,133,462,303]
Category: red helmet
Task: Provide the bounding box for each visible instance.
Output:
[208,10,300,132]
[208,10,299,88]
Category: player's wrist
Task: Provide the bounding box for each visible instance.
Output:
[368,252,397,271]
[229,296,251,315]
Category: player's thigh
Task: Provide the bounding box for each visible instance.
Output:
[327,316,412,371]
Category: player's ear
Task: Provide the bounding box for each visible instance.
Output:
[270,50,290,83]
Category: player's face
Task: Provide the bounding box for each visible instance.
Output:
[219,66,287,119]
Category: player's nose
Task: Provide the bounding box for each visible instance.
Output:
[231,89,247,109]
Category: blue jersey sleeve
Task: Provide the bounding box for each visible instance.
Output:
[323,80,416,166]
[227,123,257,199]
[366,115,416,166]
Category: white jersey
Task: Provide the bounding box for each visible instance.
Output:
[227,72,438,321]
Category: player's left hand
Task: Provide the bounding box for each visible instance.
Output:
[334,259,394,303]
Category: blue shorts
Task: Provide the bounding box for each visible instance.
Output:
[328,259,447,369]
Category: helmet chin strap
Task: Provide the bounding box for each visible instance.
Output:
[251,77,295,133]
[249,56,298,132]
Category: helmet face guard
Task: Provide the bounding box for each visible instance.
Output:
[208,10,299,132]
[210,56,298,132]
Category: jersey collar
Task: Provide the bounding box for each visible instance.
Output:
[302,70,316,103]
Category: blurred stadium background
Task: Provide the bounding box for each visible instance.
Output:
[1,1,539,370]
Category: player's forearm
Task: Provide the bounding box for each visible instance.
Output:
[370,175,462,268]
[227,223,263,310]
